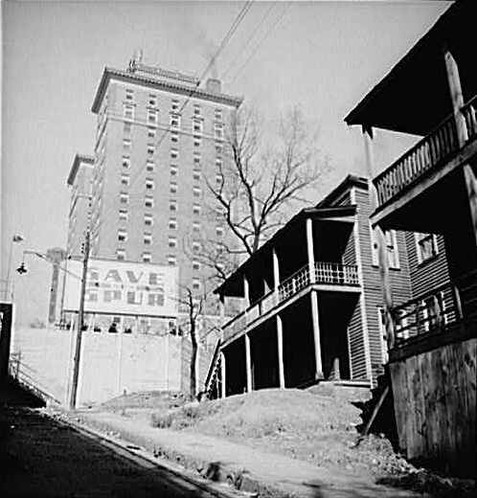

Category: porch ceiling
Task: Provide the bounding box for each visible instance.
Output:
[344,1,477,136]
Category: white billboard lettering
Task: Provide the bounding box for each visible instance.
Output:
[64,259,178,317]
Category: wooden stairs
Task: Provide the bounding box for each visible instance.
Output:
[200,339,222,401]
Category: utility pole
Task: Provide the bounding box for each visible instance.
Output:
[69,197,92,409]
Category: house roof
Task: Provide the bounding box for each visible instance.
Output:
[344,1,476,136]
[67,154,94,187]
[92,67,243,114]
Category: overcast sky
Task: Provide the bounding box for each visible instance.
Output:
[2,0,450,325]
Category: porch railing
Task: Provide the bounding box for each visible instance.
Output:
[374,115,458,207]
[222,262,359,341]
[461,95,477,142]
[392,271,477,346]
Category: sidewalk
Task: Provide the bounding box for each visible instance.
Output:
[72,410,425,498]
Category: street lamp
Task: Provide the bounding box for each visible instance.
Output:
[4,234,25,302]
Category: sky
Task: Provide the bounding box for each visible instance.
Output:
[2,0,451,325]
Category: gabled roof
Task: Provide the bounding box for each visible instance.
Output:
[67,154,94,187]
[345,1,475,136]
[92,67,243,113]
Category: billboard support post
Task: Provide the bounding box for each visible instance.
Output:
[69,228,90,410]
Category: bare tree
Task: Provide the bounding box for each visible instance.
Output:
[205,106,328,259]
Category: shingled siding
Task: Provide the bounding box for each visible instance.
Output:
[405,233,450,300]
[354,187,413,383]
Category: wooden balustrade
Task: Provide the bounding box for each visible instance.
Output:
[222,262,360,341]
[391,271,477,346]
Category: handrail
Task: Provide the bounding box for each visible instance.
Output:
[203,338,222,395]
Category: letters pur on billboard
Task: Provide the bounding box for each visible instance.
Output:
[63,259,178,317]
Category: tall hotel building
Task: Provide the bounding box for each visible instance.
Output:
[88,56,242,302]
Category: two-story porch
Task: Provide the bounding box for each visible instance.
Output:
[214,205,369,397]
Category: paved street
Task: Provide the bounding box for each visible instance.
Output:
[0,391,232,498]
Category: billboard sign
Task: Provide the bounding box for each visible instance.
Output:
[63,259,178,317]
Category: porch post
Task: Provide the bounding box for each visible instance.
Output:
[220,352,226,398]
[245,333,252,392]
[244,275,250,308]
[306,217,316,283]
[276,314,285,388]
[219,293,225,341]
[463,164,477,247]
[272,248,280,289]
[362,125,396,351]
[310,290,323,379]
[444,49,467,146]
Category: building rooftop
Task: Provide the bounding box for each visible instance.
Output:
[344,0,475,136]
[91,64,243,113]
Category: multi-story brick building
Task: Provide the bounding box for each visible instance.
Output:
[89,55,242,300]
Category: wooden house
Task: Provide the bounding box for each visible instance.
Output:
[345,0,476,477]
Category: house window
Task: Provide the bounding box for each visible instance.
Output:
[148,127,156,139]
[117,248,126,260]
[144,213,153,226]
[171,99,180,112]
[170,182,177,194]
[169,200,177,211]
[214,124,223,140]
[122,156,130,169]
[146,161,155,172]
[121,174,129,187]
[371,227,400,269]
[125,89,134,100]
[167,255,176,266]
[119,209,128,221]
[148,94,157,107]
[144,232,152,245]
[415,232,438,264]
[145,196,154,208]
[120,193,129,204]
[192,241,201,253]
[169,219,177,230]
[192,278,201,290]
[145,178,154,190]
[170,165,178,176]
[168,236,177,248]
[193,203,201,215]
[171,148,179,160]
[193,186,201,198]
[143,252,152,263]
[193,152,201,166]
[193,171,201,181]
[192,260,201,271]
[194,104,201,116]
[194,136,202,147]
[171,131,179,143]
[214,108,222,120]
[147,145,155,156]
[118,229,127,242]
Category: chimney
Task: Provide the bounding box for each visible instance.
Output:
[206,78,221,94]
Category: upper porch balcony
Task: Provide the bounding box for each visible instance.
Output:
[345,1,477,235]
[222,261,360,344]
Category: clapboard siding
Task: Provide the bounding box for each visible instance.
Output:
[348,298,367,379]
[405,232,451,300]
[354,187,413,383]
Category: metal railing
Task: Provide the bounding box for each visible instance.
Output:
[392,271,477,345]
[222,262,360,341]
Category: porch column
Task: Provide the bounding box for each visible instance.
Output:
[310,290,323,379]
[220,352,226,398]
[362,125,396,351]
[463,164,477,248]
[245,333,252,392]
[244,275,250,308]
[276,314,285,388]
[306,217,316,283]
[444,49,467,146]
[272,248,280,290]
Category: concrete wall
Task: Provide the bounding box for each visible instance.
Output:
[10,326,183,407]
